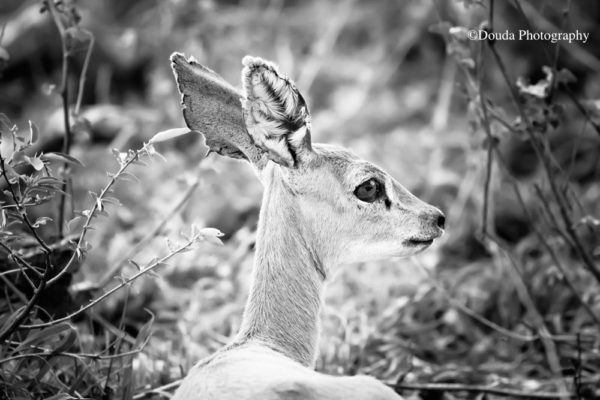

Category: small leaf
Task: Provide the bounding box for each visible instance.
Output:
[66,215,84,232]
[16,323,72,352]
[135,311,155,348]
[32,216,52,228]
[24,155,44,171]
[149,128,194,144]
[199,227,224,238]
[198,227,224,246]
[0,125,15,161]
[129,259,142,271]
[28,120,39,144]
[41,152,85,167]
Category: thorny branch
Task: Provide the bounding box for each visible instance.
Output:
[47,144,154,287]
[22,233,200,329]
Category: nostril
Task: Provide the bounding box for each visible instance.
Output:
[437,213,446,229]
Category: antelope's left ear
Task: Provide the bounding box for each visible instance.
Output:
[241,56,314,168]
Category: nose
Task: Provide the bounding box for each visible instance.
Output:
[437,213,446,230]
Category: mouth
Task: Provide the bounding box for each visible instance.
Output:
[406,238,434,247]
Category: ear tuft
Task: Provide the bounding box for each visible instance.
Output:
[241,56,312,168]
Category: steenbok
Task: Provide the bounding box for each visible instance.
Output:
[170,53,445,400]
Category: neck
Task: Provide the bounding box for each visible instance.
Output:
[236,177,326,367]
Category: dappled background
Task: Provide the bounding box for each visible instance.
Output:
[1,0,600,398]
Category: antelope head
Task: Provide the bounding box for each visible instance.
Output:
[171,54,445,273]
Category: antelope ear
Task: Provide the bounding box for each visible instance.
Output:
[241,56,313,168]
[170,53,264,165]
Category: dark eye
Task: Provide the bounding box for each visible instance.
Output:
[354,178,383,203]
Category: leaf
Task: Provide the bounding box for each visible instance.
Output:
[41,152,85,167]
[102,196,122,206]
[24,155,44,171]
[517,66,556,99]
[135,310,155,349]
[198,227,224,246]
[198,227,224,238]
[0,124,15,161]
[66,215,84,232]
[28,120,39,144]
[517,76,550,99]
[149,128,194,144]
[32,216,52,228]
[129,259,142,271]
[15,323,73,353]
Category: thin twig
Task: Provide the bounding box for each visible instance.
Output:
[511,183,600,327]
[0,336,150,364]
[47,0,74,239]
[0,241,44,278]
[74,31,94,116]
[96,170,202,289]
[0,273,28,303]
[476,5,495,237]
[22,234,198,329]
[485,22,600,284]
[0,253,51,343]
[487,236,569,398]
[412,258,595,344]
[132,379,182,399]
[47,144,153,287]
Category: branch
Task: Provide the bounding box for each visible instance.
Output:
[512,183,600,328]
[412,257,597,344]
[132,379,183,399]
[47,0,73,239]
[47,143,153,287]
[0,252,51,343]
[0,335,150,364]
[22,234,198,329]
[96,169,202,289]
[484,12,600,285]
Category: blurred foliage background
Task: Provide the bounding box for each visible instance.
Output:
[0,0,599,399]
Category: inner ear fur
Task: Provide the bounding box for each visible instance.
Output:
[241,56,313,168]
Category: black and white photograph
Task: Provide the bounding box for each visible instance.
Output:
[0,0,599,399]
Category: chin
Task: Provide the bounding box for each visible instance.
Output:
[391,240,436,257]
[343,238,437,263]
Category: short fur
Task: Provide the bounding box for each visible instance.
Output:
[171,55,445,400]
